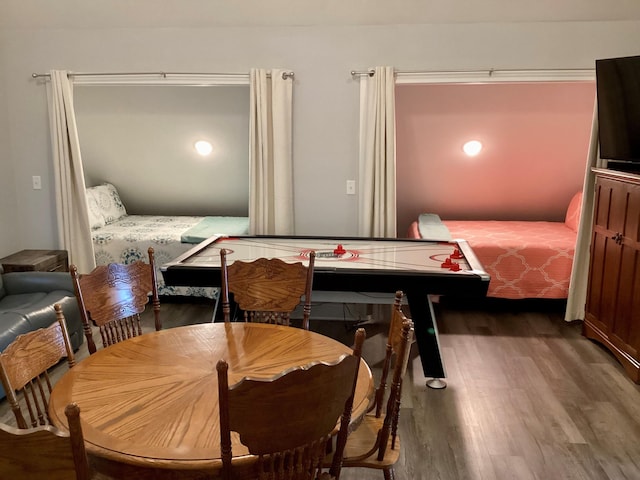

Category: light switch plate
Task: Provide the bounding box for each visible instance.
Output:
[346,180,356,195]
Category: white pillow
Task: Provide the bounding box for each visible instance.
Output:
[85,188,106,230]
[87,183,128,225]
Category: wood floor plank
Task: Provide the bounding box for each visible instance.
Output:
[2,298,640,480]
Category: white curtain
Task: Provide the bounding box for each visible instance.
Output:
[358,66,397,238]
[47,70,95,273]
[249,69,294,235]
[565,99,605,321]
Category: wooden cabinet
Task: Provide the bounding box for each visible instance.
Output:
[584,168,640,383]
[0,249,69,273]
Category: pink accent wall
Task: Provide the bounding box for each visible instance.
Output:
[396,81,596,236]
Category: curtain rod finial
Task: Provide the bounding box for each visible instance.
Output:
[350,70,376,78]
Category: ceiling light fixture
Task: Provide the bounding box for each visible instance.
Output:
[462,140,483,157]
[194,140,213,156]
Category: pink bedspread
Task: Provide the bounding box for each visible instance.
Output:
[407,220,577,299]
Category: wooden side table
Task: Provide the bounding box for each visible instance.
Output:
[0,249,69,273]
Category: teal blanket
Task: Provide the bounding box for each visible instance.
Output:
[418,214,452,241]
[181,216,250,244]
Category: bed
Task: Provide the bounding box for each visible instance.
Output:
[86,183,249,299]
[406,192,582,299]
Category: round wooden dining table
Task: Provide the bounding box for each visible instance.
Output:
[48,322,373,479]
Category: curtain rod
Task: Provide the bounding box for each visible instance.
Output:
[351,68,498,77]
[350,67,594,77]
[31,70,295,80]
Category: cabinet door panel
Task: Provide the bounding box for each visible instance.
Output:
[611,245,639,358]
[629,282,640,359]
[586,232,607,330]
[594,180,613,230]
[625,183,640,244]
[601,236,623,331]
[608,183,628,233]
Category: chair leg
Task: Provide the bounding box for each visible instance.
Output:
[383,467,395,480]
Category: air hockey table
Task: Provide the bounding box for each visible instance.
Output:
[161,235,490,388]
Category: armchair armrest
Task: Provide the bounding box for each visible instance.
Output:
[2,271,74,295]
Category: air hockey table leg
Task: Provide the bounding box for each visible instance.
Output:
[405,289,447,389]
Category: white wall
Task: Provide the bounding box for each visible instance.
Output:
[2,13,640,256]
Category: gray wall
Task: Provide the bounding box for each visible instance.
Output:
[1,2,640,257]
[0,34,17,257]
[75,85,250,216]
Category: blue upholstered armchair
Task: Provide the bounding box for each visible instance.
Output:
[0,267,84,399]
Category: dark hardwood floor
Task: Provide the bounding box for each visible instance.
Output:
[317,297,640,480]
[2,297,639,479]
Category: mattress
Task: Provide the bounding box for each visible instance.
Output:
[408,219,577,299]
[92,215,217,298]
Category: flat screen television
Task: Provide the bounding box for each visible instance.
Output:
[596,54,640,171]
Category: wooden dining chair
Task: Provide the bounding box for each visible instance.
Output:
[220,249,316,329]
[0,402,92,480]
[217,327,366,480]
[0,303,76,429]
[329,291,415,480]
[70,246,161,354]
